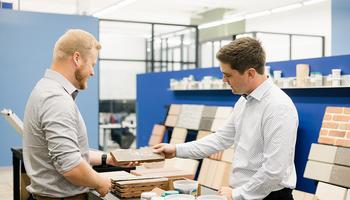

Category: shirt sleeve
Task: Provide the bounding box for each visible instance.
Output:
[232,104,298,200]
[176,110,236,159]
[40,95,83,174]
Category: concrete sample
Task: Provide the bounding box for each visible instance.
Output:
[177,104,204,130]
[315,182,347,200]
[308,143,350,167]
[308,143,337,163]
[304,160,350,188]
[199,117,214,131]
[202,106,218,118]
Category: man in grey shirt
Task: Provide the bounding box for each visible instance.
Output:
[154,38,298,200]
[23,29,134,200]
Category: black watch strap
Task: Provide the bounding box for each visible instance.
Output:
[101,154,107,166]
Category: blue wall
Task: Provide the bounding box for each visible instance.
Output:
[332,0,350,55]
[0,9,99,166]
[137,55,350,193]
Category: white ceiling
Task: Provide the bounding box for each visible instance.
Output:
[14,0,302,24]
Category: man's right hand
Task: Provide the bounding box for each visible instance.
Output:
[152,143,176,159]
[96,175,111,197]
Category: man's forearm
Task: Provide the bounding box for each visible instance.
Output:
[63,160,104,189]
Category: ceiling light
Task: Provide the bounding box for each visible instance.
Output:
[271,3,302,13]
[303,0,326,6]
[198,20,224,29]
[245,10,271,19]
[93,0,137,17]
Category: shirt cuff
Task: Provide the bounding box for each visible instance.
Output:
[232,187,244,200]
[175,143,188,158]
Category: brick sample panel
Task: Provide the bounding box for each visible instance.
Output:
[177,104,204,130]
[169,127,187,144]
[318,106,350,148]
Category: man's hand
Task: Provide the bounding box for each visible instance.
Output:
[106,154,139,167]
[219,186,233,200]
[96,175,111,197]
[152,143,176,158]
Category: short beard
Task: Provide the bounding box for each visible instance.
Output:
[74,69,87,90]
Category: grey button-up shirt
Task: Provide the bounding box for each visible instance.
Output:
[176,79,298,200]
[23,69,89,197]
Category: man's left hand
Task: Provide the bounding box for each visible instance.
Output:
[219,186,233,200]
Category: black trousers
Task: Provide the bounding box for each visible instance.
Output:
[263,188,294,200]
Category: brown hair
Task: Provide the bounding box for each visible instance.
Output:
[53,29,101,61]
[216,37,266,75]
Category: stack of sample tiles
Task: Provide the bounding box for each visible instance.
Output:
[110,176,169,198]
[197,158,232,190]
[164,104,233,132]
[148,124,166,146]
[304,106,350,200]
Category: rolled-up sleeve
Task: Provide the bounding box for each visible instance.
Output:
[40,95,82,174]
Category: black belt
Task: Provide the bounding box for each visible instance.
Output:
[263,188,293,200]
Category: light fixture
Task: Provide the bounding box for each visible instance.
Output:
[271,3,302,13]
[93,0,137,17]
[303,0,326,6]
[245,10,271,19]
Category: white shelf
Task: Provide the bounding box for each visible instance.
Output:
[169,85,350,91]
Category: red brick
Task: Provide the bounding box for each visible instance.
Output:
[329,130,346,138]
[339,123,350,131]
[344,108,350,114]
[335,139,350,148]
[318,136,336,145]
[323,114,332,121]
[322,122,339,129]
[333,115,350,122]
[319,129,329,136]
[326,107,344,114]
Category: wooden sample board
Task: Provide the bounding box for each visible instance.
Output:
[110,176,169,198]
[110,148,165,165]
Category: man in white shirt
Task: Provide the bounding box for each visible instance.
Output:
[153,37,298,200]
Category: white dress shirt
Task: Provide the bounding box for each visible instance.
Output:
[176,79,298,200]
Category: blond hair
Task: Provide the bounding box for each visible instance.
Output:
[53,29,101,61]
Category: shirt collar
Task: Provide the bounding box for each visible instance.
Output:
[44,69,78,97]
[246,79,273,101]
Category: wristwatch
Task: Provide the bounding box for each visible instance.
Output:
[101,154,107,167]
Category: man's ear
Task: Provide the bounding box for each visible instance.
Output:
[247,68,256,79]
[73,52,80,67]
